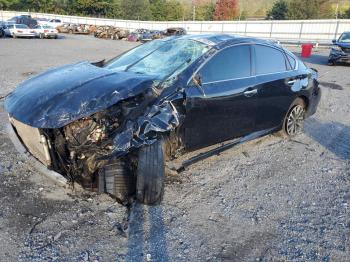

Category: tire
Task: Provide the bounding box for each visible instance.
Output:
[327,60,336,66]
[283,98,306,137]
[136,138,165,205]
[98,158,135,205]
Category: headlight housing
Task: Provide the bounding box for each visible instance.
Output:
[331,45,343,52]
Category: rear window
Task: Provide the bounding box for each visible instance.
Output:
[200,45,251,83]
[16,24,29,29]
[43,25,54,29]
[255,45,287,75]
[7,25,14,29]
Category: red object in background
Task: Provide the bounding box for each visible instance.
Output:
[301,44,313,58]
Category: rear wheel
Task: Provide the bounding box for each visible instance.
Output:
[283,98,306,136]
[136,138,165,205]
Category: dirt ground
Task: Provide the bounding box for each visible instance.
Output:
[0,35,349,262]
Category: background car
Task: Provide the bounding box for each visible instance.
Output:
[8,15,37,28]
[46,19,63,29]
[328,31,350,65]
[4,24,36,38]
[127,28,149,42]
[163,27,187,36]
[5,35,321,205]
[0,22,5,38]
[33,25,58,39]
[139,30,162,42]
[35,17,50,26]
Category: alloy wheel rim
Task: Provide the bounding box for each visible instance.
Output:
[286,105,305,135]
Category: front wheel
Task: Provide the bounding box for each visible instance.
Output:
[327,59,336,66]
[136,138,165,205]
[283,98,306,136]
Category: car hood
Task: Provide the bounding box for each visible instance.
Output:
[5,61,156,128]
[336,42,350,48]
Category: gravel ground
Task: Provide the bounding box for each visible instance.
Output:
[0,34,349,262]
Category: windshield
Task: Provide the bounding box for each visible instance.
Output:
[16,24,29,29]
[104,40,169,71]
[338,33,350,43]
[127,39,209,80]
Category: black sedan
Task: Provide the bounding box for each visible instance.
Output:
[5,35,321,205]
[328,31,350,65]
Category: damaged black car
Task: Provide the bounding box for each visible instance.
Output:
[5,34,321,205]
[328,31,350,65]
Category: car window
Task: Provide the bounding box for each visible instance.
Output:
[338,33,350,43]
[199,45,251,83]
[255,45,287,74]
[16,24,29,29]
[7,25,14,29]
[286,54,296,70]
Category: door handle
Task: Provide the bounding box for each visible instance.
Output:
[287,79,297,85]
[243,89,258,97]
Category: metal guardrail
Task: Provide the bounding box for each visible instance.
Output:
[1,10,349,43]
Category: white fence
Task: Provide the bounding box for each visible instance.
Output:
[1,10,350,42]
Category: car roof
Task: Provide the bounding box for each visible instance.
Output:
[178,34,280,49]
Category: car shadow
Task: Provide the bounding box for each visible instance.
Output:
[126,203,169,262]
[292,51,329,66]
[304,118,350,160]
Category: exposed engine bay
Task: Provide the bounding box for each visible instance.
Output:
[21,91,184,194]
[40,95,141,188]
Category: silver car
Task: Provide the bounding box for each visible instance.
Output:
[4,24,36,38]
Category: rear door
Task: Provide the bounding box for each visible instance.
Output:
[252,44,303,130]
[184,44,257,150]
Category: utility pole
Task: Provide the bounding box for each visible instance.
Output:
[193,4,196,21]
[335,1,339,20]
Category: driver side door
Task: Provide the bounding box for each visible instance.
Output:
[183,44,258,150]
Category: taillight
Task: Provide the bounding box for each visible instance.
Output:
[44,30,49,33]
[17,30,23,33]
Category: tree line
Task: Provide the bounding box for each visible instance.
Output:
[267,0,350,20]
[0,0,349,21]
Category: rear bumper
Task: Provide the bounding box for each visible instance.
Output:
[15,33,36,37]
[306,85,321,118]
[44,33,58,38]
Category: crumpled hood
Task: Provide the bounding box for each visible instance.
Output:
[5,61,156,128]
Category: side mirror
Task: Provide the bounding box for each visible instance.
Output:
[332,39,336,44]
[192,73,202,87]
[191,73,205,96]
